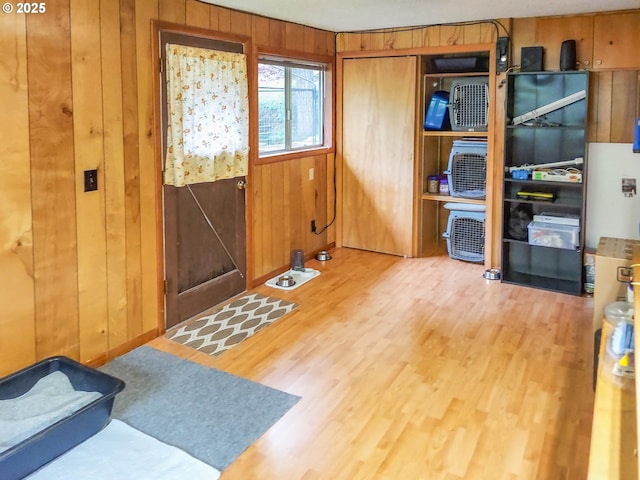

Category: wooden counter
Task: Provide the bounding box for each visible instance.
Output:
[587,246,639,479]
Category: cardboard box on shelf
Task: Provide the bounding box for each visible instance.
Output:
[593,237,640,332]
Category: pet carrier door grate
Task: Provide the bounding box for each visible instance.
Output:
[449,77,489,132]
[445,139,487,199]
[442,203,486,263]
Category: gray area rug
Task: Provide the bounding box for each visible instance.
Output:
[100,346,300,471]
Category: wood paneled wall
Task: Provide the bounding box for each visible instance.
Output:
[512,12,640,143]
[0,0,334,376]
[336,11,639,269]
[336,22,505,269]
[336,22,499,52]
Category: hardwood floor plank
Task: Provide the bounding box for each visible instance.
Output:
[149,247,594,479]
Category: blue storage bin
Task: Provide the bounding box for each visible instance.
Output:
[0,356,125,480]
[424,91,450,130]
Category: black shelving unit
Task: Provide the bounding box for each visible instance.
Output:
[501,71,589,295]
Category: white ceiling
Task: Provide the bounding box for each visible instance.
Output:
[200,0,639,32]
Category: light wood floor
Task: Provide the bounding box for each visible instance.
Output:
[150,247,595,480]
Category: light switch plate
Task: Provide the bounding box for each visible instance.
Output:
[84,169,98,192]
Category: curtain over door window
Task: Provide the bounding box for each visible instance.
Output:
[164,44,249,187]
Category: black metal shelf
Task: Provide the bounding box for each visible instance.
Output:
[506,124,585,130]
[502,271,582,296]
[502,237,582,252]
[504,178,583,187]
[501,70,588,296]
[503,196,582,209]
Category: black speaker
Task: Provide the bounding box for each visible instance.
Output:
[560,40,577,71]
[521,46,543,72]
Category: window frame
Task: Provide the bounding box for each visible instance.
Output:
[255,49,334,165]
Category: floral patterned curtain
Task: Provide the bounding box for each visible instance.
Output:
[164,44,249,187]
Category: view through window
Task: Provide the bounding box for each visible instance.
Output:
[258,57,325,155]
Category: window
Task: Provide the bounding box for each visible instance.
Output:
[258,56,327,156]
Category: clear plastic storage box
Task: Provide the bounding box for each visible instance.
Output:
[527,221,580,250]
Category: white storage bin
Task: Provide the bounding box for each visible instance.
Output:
[527,221,580,250]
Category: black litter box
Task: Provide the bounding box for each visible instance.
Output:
[0,356,125,480]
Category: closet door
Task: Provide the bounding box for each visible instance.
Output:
[342,56,416,256]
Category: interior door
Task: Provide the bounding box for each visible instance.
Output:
[342,56,417,256]
[161,32,247,328]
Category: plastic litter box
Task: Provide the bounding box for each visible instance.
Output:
[0,356,125,480]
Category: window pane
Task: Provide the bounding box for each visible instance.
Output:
[258,63,285,153]
[258,58,326,156]
[290,66,322,149]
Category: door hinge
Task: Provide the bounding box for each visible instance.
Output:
[159,57,164,73]
[163,280,168,294]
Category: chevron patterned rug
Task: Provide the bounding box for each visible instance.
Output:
[167,293,298,356]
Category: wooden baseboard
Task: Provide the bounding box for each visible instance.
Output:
[84,329,159,368]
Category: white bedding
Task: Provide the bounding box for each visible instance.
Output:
[27,419,221,480]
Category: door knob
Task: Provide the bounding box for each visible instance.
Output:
[237,179,247,190]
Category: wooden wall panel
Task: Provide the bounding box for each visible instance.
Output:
[217,5,231,32]
[120,0,143,344]
[100,0,129,353]
[610,71,638,143]
[0,11,35,375]
[269,162,285,267]
[70,0,109,362]
[0,0,334,374]
[253,16,270,46]
[27,0,79,360]
[159,0,185,24]
[252,164,264,275]
[412,26,439,49]
[185,0,210,29]
[588,70,640,144]
[534,15,594,71]
[269,19,285,48]
[136,0,160,335]
[285,23,305,50]
[511,17,536,67]
[259,164,273,272]
[336,22,500,53]
[230,10,252,36]
[250,154,331,279]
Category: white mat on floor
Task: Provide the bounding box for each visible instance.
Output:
[265,268,320,290]
[27,419,221,480]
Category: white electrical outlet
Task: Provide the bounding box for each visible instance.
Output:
[309,167,314,180]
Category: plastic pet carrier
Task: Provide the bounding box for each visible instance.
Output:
[444,139,487,199]
[442,203,486,263]
[448,77,489,132]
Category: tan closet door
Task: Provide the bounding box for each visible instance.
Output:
[342,56,416,256]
